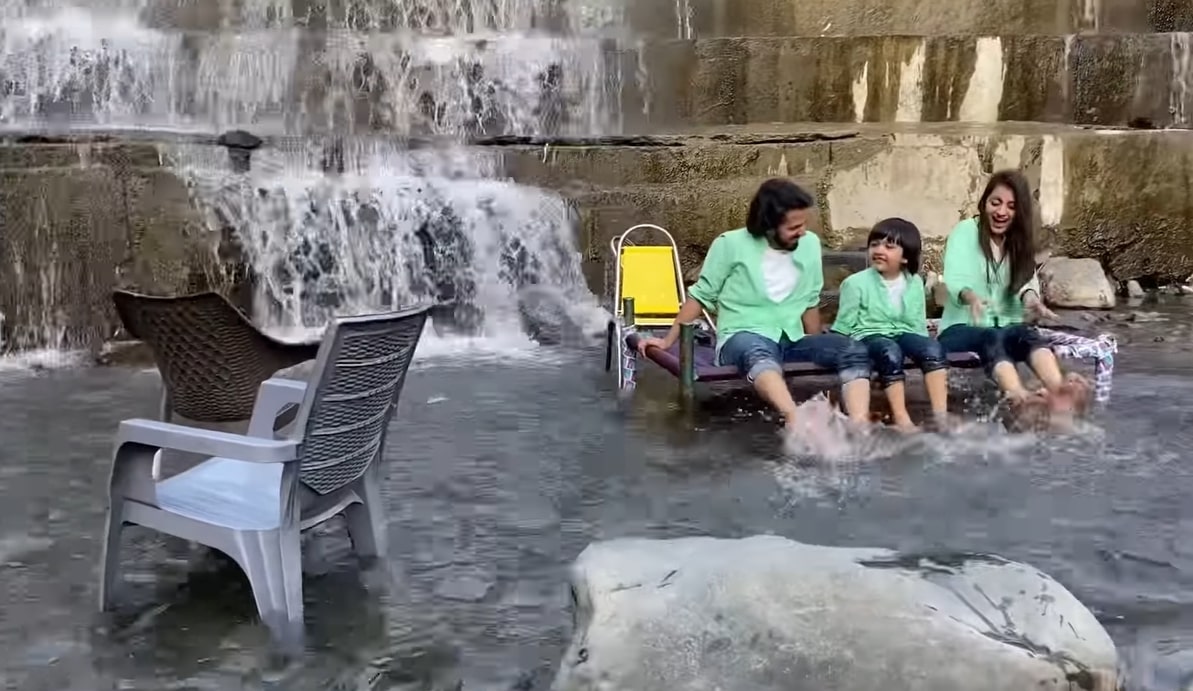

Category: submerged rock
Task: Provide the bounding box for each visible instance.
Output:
[552,536,1117,691]
[1040,258,1117,309]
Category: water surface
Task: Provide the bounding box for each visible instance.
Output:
[2,306,1193,690]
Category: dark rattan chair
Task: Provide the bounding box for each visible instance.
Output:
[111,290,322,426]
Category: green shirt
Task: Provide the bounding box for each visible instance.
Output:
[831,267,928,339]
[939,217,1040,332]
[688,228,825,361]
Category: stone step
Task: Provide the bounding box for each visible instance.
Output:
[620,0,1193,38]
[3,21,1188,135]
[0,20,622,137]
[138,0,1193,38]
[489,122,1193,284]
[615,33,1193,132]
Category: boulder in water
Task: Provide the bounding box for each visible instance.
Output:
[552,535,1117,691]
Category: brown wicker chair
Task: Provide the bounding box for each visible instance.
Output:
[111,290,321,426]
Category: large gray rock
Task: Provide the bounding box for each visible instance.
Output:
[552,536,1117,691]
[1040,258,1117,310]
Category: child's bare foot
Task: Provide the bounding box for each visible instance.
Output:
[928,411,962,432]
[891,415,919,434]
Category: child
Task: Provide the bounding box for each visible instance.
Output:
[832,218,948,429]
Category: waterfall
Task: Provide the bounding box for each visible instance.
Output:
[0,0,622,351]
[1172,32,1192,128]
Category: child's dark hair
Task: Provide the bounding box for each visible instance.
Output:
[867,217,923,274]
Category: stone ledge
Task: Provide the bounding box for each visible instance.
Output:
[614,33,1193,131]
[620,0,1193,37]
[138,0,1193,37]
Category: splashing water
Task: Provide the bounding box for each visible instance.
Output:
[768,392,1090,503]
[165,139,608,342]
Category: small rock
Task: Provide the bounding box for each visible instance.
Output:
[1039,257,1116,309]
[1126,280,1145,298]
[434,573,494,602]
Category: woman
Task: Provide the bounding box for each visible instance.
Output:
[937,169,1085,410]
[637,178,873,432]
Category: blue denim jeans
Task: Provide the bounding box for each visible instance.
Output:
[719,331,871,384]
[937,323,1047,376]
[861,333,948,387]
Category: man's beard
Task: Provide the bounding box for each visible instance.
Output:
[770,234,800,251]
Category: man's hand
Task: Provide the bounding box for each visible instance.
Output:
[637,336,670,355]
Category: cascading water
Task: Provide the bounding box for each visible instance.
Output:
[0,0,624,352]
[1171,32,1192,128]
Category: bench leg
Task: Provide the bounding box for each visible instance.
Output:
[677,322,696,406]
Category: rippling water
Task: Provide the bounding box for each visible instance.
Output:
[3,306,1193,690]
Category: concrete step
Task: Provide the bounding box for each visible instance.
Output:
[488,122,1193,284]
[4,22,1187,135]
[139,0,1193,38]
[615,33,1193,132]
[620,0,1193,38]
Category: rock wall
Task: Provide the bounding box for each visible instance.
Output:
[0,138,233,353]
[620,0,1193,37]
[498,125,1193,285]
[615,33,1187,131]
[4,122,1188,353]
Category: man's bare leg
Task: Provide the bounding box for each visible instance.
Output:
[753,369,800,429]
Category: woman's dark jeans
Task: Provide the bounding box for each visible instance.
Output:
[937,323,1048,376]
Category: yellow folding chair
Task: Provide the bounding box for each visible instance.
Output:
[605,224,715,391]
[610,224,687,328]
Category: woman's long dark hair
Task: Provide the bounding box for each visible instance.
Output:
[976,169,1037,299]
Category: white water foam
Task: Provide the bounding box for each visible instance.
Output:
[768,393,1078,502]
[0,347,86,374]
[166,138,608,353]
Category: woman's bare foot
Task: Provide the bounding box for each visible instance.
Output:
[1003,389,1050,432]
[1063,373,1093,412]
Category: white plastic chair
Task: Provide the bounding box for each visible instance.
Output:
[98,306,430,646]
